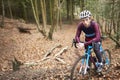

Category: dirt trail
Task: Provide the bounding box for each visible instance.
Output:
[0,18,120,80]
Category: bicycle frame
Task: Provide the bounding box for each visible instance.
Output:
[79,44,104,75]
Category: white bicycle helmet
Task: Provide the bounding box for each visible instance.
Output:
[79,10,92,19]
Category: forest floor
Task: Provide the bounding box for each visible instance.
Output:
[0,17,120,80]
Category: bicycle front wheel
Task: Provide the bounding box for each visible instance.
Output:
[101,49,111,74]
[70,56,91,80]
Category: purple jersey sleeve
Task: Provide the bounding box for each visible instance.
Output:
[75,23,82,43]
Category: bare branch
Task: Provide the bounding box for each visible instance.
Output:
[44,44,62,58]
[55,57,66,64]
[54,46,68,57]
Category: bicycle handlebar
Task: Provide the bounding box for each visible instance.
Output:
[72,39,98,49]
[72,39,84,48]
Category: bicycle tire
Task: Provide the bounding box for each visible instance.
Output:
[101,49,111,75]
[70,56,91,80]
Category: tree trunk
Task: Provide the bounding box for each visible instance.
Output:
[56,0,60,29]
[59,10,62,29]
[8,0,13,19]
[30,0,46,37]
[57,0,64,29]
[116,12,120,47]
[30,0,40,29]
[105,20,108,34]
[72,0,74,20]
[72,0,74,19]
[107,20,109,34]
[22,2,27,21]
[1,0,5,28]
[40,0,47,36]
[101,17,104,35]
[111,0,117,34]
[48,0,57,40]
[35,0,39,23]
[60,0,65,29]
[69,0,73,24]
[48,0,54,40]
[109,20,112,35]
[66,0,70,20]
[43,0,47,24]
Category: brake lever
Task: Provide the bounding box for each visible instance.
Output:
[72,39,77,48]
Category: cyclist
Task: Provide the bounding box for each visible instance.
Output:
[75,10,103,72]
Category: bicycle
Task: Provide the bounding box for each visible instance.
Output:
[70,39,111,80]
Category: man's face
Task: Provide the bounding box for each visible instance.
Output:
[81,17,91,27]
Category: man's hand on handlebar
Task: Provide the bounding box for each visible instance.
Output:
[72,39,85,50]
[76,42,84,50]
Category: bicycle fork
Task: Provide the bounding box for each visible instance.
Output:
[79,54,90,75]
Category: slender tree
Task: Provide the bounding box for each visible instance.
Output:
[57,0,65,29]
[66,0,70,20]
[48,0,57,40]
[8,0,13,19]
[1,0,5,28]
[22,1,27,21]
[35,0,39,23]
[30,0,46,36]
[40,0,47,36]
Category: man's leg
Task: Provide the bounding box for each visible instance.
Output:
[93,42,102,62]
[93,42,103,72]
[94,49,102,63]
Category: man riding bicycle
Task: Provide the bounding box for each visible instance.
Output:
[75,10,103,72]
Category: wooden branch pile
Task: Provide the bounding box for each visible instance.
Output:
[41,44,68,64]
[21,44,68,68]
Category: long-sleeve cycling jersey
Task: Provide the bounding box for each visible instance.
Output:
[75,21,101,46]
